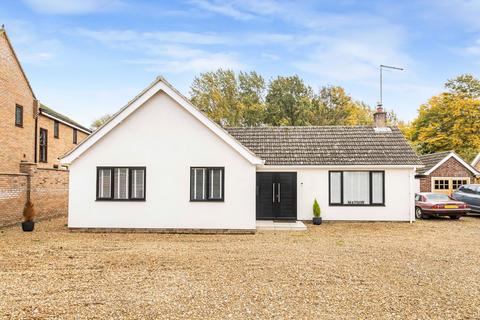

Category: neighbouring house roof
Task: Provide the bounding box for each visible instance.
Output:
[39,104,91,134]
[226,126,423,166]
[416,151,480,176]
[60,76,264,165]
[0,27,36,100]
[472,152,480,167]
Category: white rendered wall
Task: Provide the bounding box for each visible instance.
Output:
[257,167,415,221]
[414,178,421,193]
[68,91,256,230]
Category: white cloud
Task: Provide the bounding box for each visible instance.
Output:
[190,0,255,21]
[77,29,228,46]
[125,52,245,73]
[190,0,282,21]
[424,0,480,29]
[261,53,280,61]
[22,0,124,14]
[292,20,411,84]
[463,38,480,60]
[77,28,245,73]
[2,19,61,64]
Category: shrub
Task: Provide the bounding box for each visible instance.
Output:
[313,198,321,217]
[23,201,36,222]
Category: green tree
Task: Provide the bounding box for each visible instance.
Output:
[90,114,112,131]
[445,74,480,98]
[189,69,402,129]
[189,69,266,127]
[265,75,314,126]
[190,69,238,126]
[312,86,373,125]
[408,93,480,161]
[237,71,266,126]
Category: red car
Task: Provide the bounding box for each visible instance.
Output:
[415,192,470,220]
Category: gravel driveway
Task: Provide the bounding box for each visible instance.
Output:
[1,217,480,319]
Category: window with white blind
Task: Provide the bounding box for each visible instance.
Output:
[329,171,384,206]
[96,167,146,201]
[131,168,145,199]
[98,169,112,198]
[190,167,224,201]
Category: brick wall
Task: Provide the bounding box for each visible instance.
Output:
[0,31,37,173]
[0,173,28,226]
[31,168,69,218]
[37,114,89,169]
[419,157,476,192]
[0,163,69,227]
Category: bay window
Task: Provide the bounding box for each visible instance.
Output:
[329,171,384,206]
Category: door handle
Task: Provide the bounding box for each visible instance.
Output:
[272,183,275,203]
[277,183,280,202]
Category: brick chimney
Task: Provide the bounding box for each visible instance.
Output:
[374,103,387,128]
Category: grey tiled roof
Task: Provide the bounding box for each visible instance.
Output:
[416,151,452,174]
[226,126,423,166]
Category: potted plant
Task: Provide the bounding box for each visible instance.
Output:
[313,198,322,225]
[21,200,35,232]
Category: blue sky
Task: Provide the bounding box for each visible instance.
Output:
[2,0,480,127]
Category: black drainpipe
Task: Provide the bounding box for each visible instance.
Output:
[34,102,39,163]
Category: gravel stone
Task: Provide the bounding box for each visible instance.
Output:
[1,217,480,319]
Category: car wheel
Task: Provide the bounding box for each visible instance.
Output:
[415,207,423,219]
[450,215,461,220]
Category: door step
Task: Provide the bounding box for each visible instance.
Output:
[256,220,307,231]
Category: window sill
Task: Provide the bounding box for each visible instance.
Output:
[15,124,23,128]
[329,204,385,207]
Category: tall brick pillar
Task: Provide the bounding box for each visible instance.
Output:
[19,161,36,202]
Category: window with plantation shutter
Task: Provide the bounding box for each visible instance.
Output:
[98,169,111,199]
[131,168,145,199]
[114,168,129,199]
[190,167,224,201]
[209,168,222,200]
[96,167,146,201]
[192,168,206,200]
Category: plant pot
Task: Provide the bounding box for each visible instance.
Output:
[313,217,322,225]
[22,220,35,232]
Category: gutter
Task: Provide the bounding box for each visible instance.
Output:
[256,164,425,170]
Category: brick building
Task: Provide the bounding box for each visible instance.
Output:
[416,151,480,195]
[0,27,90,226]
